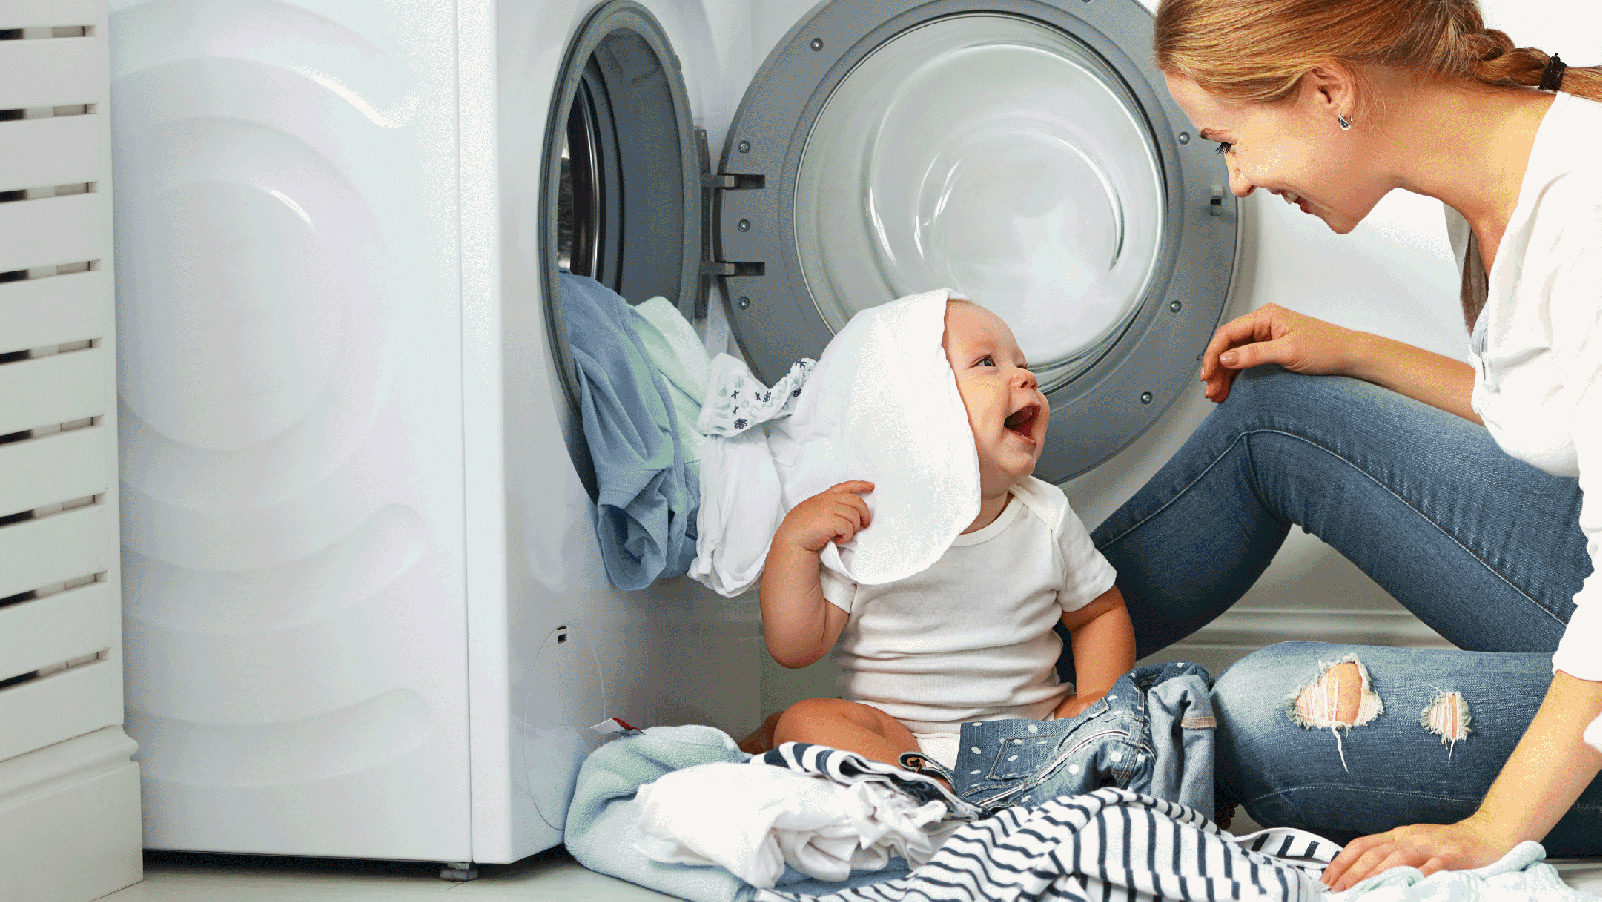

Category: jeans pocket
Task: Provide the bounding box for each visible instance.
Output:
[984,726,1067,781]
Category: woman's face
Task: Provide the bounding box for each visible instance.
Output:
[1164,71,1390,234]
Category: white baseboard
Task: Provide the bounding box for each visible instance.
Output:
[0,727,141,902]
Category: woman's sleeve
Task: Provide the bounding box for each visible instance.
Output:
[1548,226,1602,682]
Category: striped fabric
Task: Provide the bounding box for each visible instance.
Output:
[754,744,1340,902]
[756,742,981,821]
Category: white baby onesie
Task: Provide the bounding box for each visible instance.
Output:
[822,476,1118,735]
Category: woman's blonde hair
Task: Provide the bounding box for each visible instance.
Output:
[1154,0,1602,104]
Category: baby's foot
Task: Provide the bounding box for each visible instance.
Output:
[737,710,784,754]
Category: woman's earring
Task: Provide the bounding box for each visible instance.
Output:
[1337,113,1353,131]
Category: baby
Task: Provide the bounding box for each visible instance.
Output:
[755,298,1135,774]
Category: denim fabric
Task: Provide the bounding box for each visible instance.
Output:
[1092,367,1583,658]
[944,663,1215,817]
[1087,368,1602,852]
[1215,643,1602,854]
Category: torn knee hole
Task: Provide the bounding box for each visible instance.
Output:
[1289,657,1384,772]
[1421,691,1472,754]
[1292,660,1381,729]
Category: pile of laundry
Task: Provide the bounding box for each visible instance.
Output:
[564,723,1596,902]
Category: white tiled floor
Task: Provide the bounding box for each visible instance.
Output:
[99,849,1602,901]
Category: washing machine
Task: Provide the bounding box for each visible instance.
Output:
[110,0,760,870]
[107,0,1590,874]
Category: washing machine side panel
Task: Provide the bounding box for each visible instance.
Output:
[467,0,764,863]
[461,0,571,864]
[112,0,473,860]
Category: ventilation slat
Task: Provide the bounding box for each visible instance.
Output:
[0,502,111,600]
[0,344,107,436]
[0,581,111,684]
[0,270,108,353]
[0,426,108,518]
[0,35,102,111]
[0,656,121,764]
[0,191,102,274]
[0,115,98,193]
[0,1,96,30]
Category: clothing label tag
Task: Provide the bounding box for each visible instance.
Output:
[592,717,643,736]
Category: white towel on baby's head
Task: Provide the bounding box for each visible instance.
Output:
[770,288,980,585]
[690,288,980,594]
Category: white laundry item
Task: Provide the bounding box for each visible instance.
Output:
[771,288,979,585]
[689,354,816,596]
[688,289,979,596]
[699,353,816,437]
[635,760,954,888]
[690,425,785,597]
[1586,713,1602,754]
[631,296,713,464]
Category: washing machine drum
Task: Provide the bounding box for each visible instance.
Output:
[548,0,1237,485]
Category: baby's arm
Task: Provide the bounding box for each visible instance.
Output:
[760,481,872,669]
[1053,585,1136,719]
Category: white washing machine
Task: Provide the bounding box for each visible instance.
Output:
[107,0,1599,875]
[110,0,762,871]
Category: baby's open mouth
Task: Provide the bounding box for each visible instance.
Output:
[1005,404,1040,437]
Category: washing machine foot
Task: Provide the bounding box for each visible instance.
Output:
[440,862,479,881]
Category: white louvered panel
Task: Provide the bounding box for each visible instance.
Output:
[0,36,104,111]
[0,0,97,29]
[0,504,112,600]
[0,427,109,517]
[0,192,103,273]
[0,347,108,435]
[0,582,113,682]
[0,116,100,192]
[0,657,122,764]
[0,271,109,353]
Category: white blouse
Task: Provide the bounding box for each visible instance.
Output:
[1451,91,1602,682]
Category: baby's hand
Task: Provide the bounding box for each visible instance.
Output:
[775,481,874,554]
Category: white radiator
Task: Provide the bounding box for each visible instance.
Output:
[0,1,141,899]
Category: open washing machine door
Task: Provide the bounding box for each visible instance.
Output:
[542,0,1235,486]
[712,0,1238,483]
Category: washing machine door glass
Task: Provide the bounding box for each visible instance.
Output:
[794,14,1163,391]
[717,0,1236,482]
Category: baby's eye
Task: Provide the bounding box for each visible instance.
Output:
[977,355,996,367]
[1215,141,1233,155]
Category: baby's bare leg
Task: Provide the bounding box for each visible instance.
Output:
[770,697,921,769]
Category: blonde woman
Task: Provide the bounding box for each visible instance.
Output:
[1086,0,1602,890]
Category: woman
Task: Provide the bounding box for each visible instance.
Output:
[1090,0,1602,890]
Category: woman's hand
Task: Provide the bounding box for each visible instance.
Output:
[1200,303,1362,402]
[774,481,874,554]
[1320,818,1511,892]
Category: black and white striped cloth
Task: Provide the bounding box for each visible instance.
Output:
[756,742,981,821]
[755,744,1341,902]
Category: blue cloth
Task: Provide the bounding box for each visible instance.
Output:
[564,725,754,902]
[561,273,698,589]
[565,728,913,900]
[1091,367,1602,852]
[943,662,1215,818]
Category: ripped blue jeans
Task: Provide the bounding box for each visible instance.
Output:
[1090,368,1602,852]
[903,663,1215,817]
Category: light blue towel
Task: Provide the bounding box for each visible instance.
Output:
[563,726,912,901]
[1332,841,1600,901]
[564,725,754,902]
[561,273,698,590]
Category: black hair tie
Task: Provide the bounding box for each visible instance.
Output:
[1539,53,1567,91]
